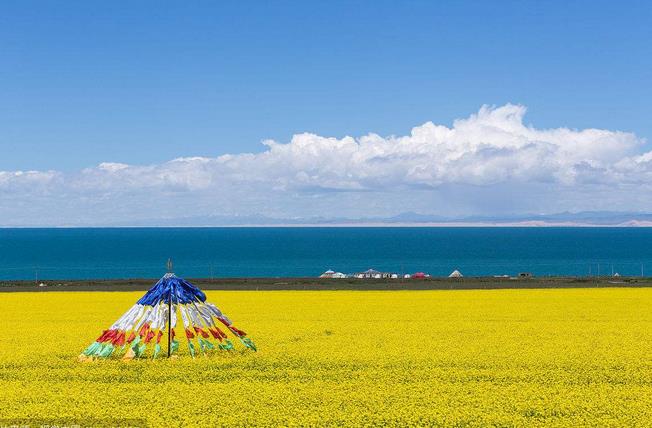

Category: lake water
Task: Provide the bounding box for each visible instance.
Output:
[1,227,651,280]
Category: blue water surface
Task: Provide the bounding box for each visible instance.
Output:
[0,227,651,280]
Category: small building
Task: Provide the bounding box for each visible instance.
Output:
[360,269,380,278]
[448,269,463,278]
[356,269,393,279]
[320,270,336,278]
[320,270,346,279]
[411,272,427,279]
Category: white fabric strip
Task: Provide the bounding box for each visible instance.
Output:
[133,306,153,331]
[150,302,165,330]
[218,315,233,326]
[115,304,145,331]
[109,304,140,330]
[205,303,223,318]
[195,302,216,327]
[187,305,203,327]
[179,305,191,329]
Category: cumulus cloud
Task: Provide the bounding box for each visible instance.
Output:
[0,170,62,193]
[1,104,650,225]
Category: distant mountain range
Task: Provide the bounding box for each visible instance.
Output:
[102,211,652,227]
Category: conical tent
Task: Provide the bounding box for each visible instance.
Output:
[448,269,463,278]
[79,272,256,360]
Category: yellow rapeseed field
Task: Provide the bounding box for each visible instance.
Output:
[0,289,651,427]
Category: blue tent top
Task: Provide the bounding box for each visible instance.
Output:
[137,273,207,306]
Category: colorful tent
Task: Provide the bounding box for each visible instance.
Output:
[79,272,256,361]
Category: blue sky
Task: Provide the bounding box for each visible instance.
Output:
[2,1,650,171]
[1,1,652,225]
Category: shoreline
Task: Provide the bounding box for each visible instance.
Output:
[1,276,651,292]
[3,222,652,228]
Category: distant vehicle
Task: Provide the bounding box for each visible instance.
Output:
[518,272,533,279]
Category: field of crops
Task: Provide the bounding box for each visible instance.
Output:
[0,289,651,427]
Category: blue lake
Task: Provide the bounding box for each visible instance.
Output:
[1,227,651,280]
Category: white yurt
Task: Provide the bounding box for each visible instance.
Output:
[320,270,336,278]
[448,269,463,278]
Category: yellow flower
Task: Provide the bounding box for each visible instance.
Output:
[0,289,650,426]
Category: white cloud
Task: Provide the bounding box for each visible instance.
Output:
[0,170,62,192]
[1,104,650,225]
